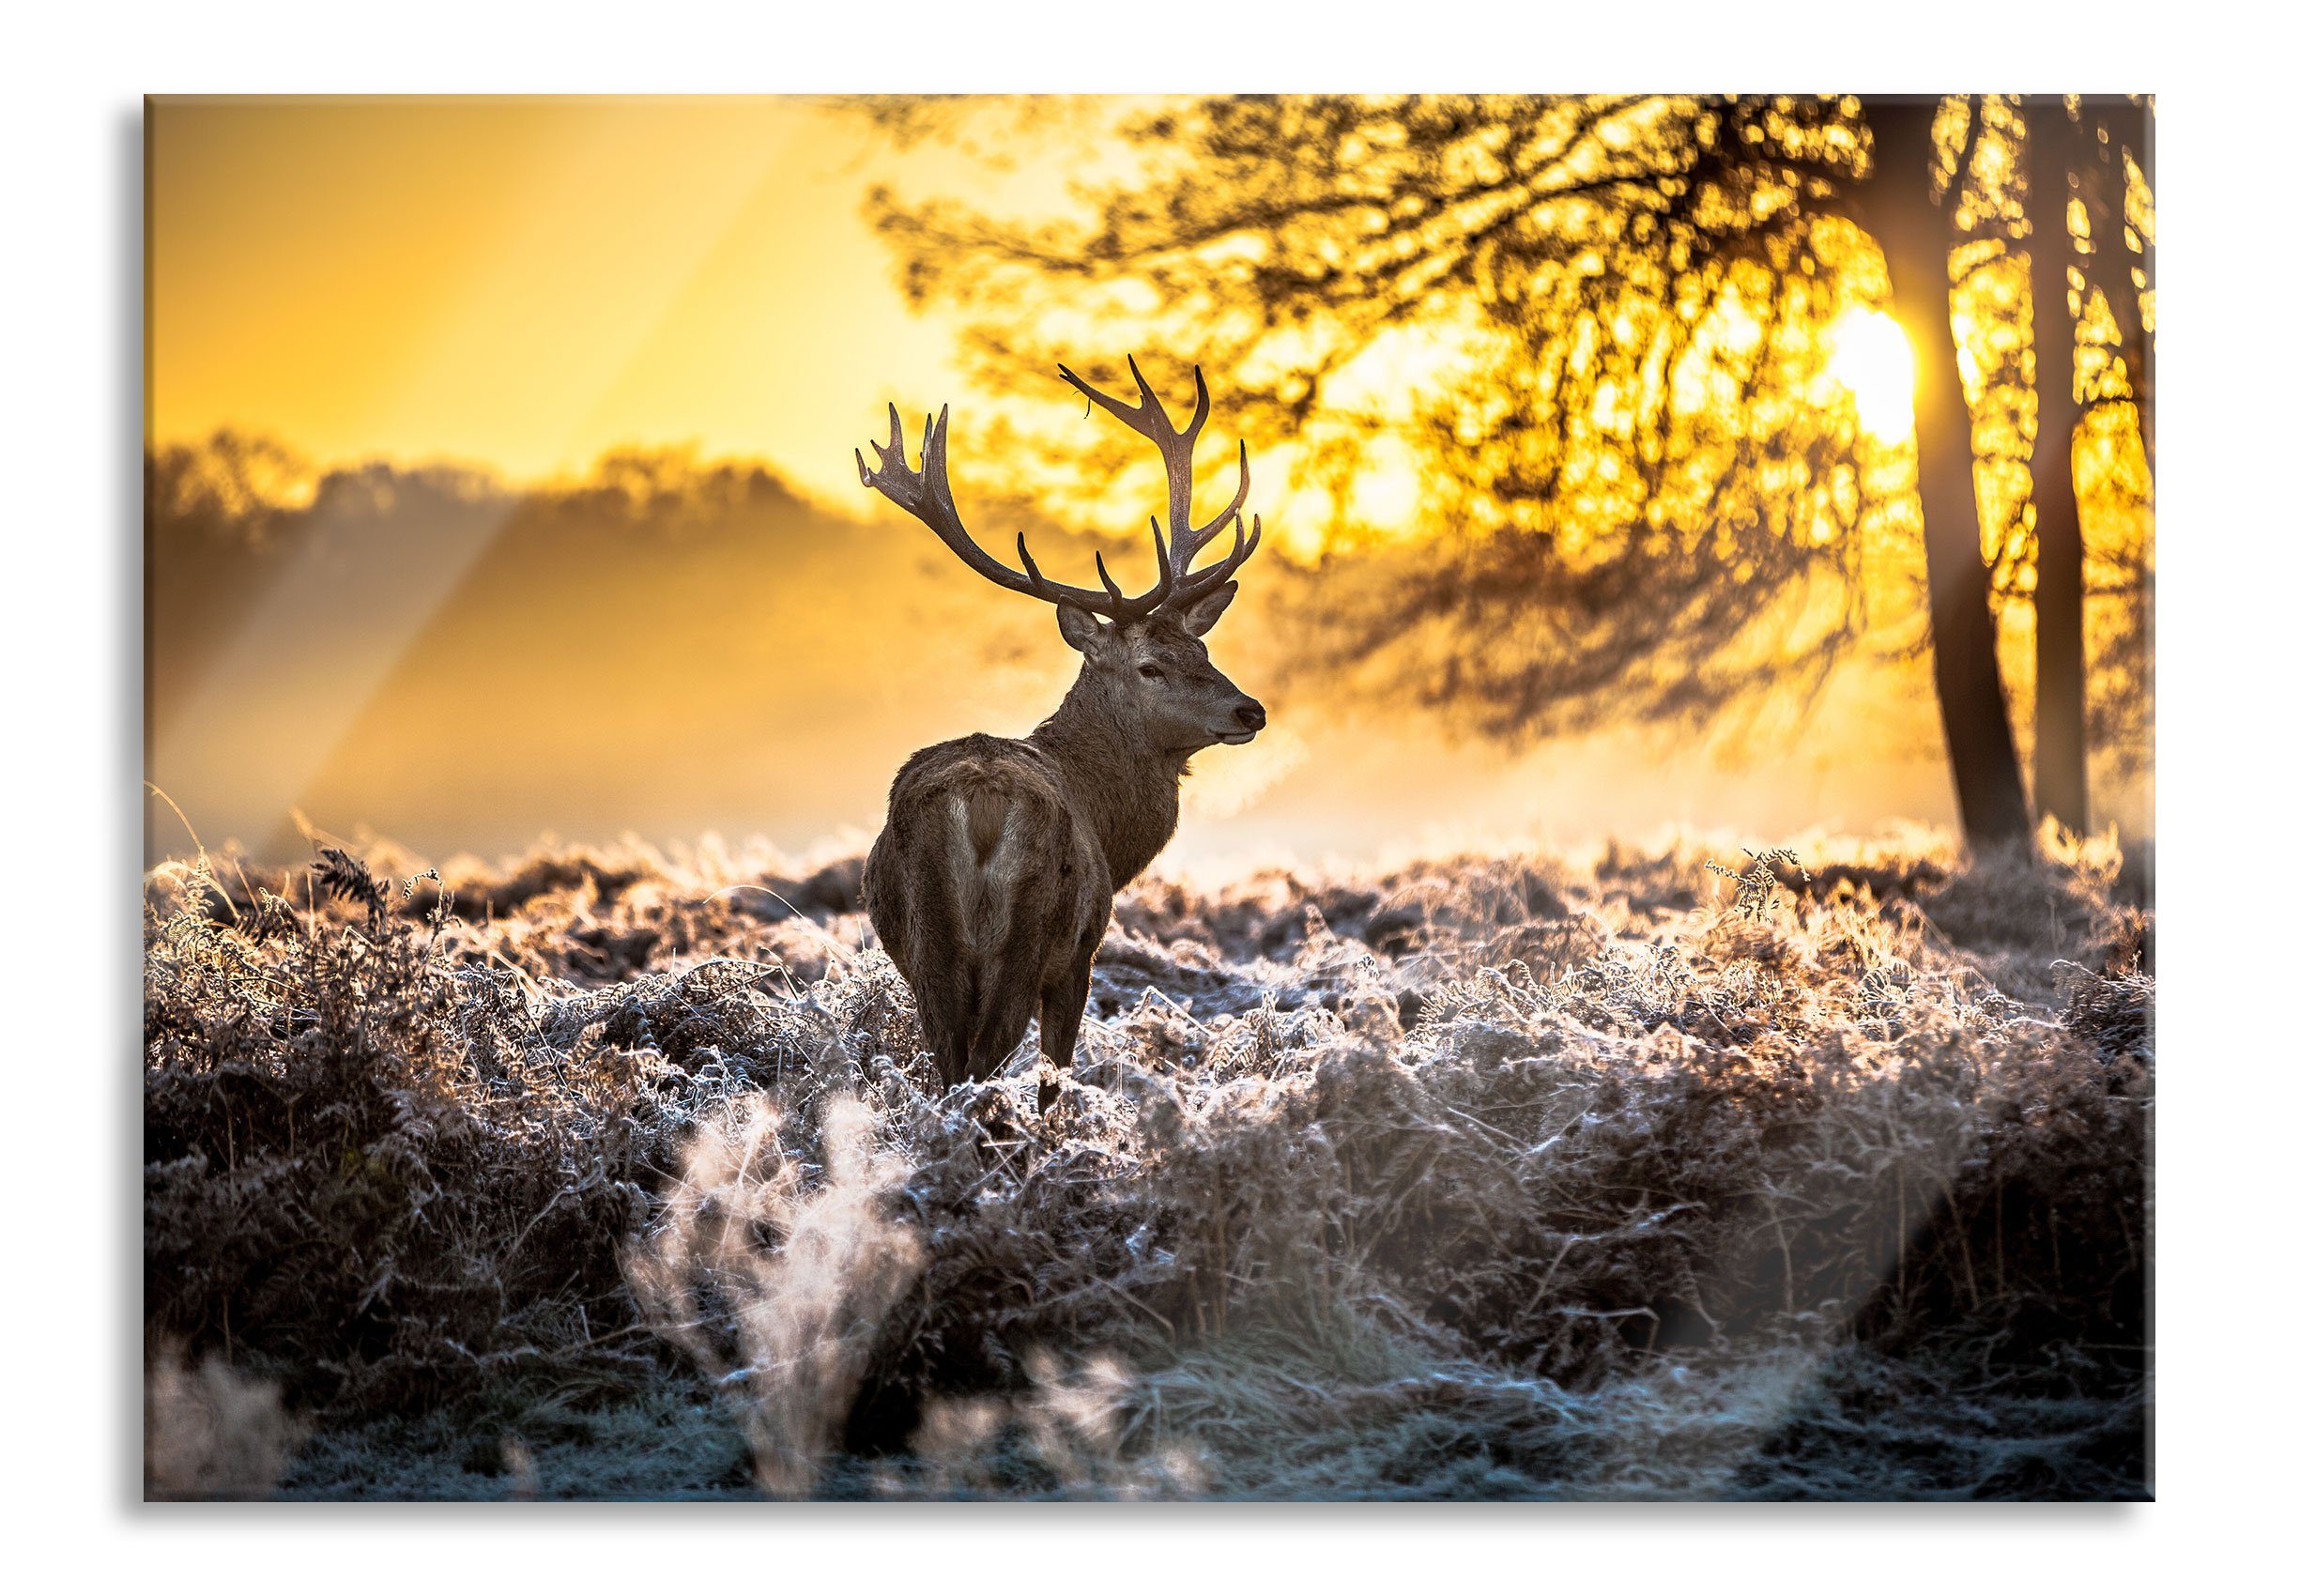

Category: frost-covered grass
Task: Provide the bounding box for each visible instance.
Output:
[144,827,2152,1500]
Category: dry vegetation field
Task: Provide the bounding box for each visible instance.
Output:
[144,826,2152,1499]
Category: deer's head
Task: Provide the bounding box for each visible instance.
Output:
[1053,583,1264,753]
[858,357,1266,755]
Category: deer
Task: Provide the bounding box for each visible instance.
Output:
[855,358,1266,1115]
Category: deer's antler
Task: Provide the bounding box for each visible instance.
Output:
[857,358,1260,624]
[1056,357,1261,611]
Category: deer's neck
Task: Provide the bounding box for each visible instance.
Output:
[1030,674,1186,888]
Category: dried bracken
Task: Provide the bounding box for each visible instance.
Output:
[146,1344,299,1500]
[623,1095,924,1497]
[144,826,2151,1498]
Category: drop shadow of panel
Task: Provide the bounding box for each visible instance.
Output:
[122,100,151,1510]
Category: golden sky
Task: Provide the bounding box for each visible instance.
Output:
[149,96,1928,554]
[147,97,1026,505]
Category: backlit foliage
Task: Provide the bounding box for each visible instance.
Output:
[868,95,2153,771]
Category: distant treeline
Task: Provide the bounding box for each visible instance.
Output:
[144,432,1075,862]
[144,428,2149,864]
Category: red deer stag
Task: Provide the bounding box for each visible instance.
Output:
[856,358,1265,1113]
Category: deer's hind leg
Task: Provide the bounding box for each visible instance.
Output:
[1035,916,1102,1113]
[1035,973,1085,1116]
[917,1009,969,1093]
[871,843,974,1091]
[897,956,973,1090]
[962,976,1038,1087]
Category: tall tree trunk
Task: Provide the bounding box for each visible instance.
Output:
[2086,97,2154,474]
[2027,98,2091,833]
[1862,98,2034,851]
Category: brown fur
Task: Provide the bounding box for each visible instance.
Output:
[864,596,1263,1103]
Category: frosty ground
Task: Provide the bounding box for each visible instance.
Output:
[144,827,2152,1500]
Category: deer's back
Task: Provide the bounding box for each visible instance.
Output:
[863,734,1109,988]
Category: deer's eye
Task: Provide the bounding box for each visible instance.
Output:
[1137,663,1166,683]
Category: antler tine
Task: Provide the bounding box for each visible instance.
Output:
[1170,513,1263,606]
[1125,354,1176,437]
[1059,360,1153,437]
[1061,355,1198,445]
[860,402,1159,619]
[1093,549,1127,609]
[1014,532,1050,590]
[1144,515,1174,590]
[856,402,902,483]
[1168,437,1252,579]
[859,359,1257,627]
[1061,356,1251,590]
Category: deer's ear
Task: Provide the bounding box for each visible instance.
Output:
[1174,581,1238,638]
[1056,604,1112,654]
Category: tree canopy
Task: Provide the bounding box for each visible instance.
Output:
[865,94,2152,792]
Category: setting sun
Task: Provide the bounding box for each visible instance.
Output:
[1824,306,1918,443]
